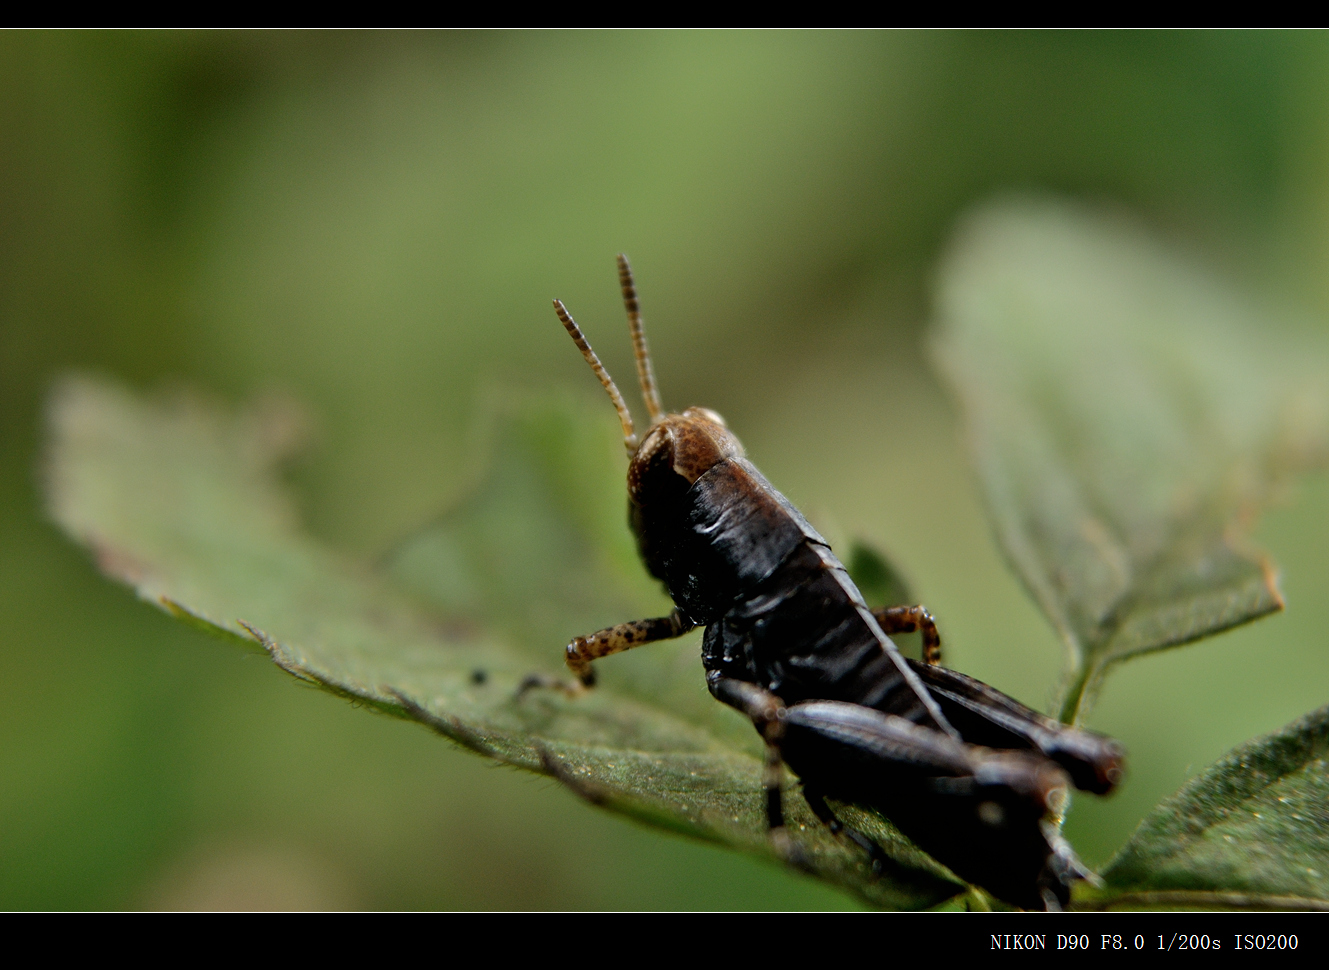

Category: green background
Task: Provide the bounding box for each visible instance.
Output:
[4,31,1329,909]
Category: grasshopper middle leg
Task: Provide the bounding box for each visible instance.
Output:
[871,605,942,666]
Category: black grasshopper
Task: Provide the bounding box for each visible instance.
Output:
[529,256,1124,910]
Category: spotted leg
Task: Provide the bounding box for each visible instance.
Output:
[564,608,695,686]
[518,608,695,697]
[871,605,942,665]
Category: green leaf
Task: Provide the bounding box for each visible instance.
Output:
[1080,704,1329,911]
[843,539,931,662]
[381,393,747,748]
[43,374,963,910]
[931,199,1329,723]
[845,538,915,611]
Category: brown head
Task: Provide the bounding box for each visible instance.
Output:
[553,255,745,508]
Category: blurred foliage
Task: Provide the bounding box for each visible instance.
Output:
[6,31,1329,909]
[46,204,1329,909]
[933,200,1329,725]
[46,375,964,909]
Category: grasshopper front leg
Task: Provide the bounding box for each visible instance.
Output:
[519,608,696,697]
[563,608,696,686]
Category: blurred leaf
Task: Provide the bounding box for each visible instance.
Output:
[845,539,915,610]
[931,199,1329,723]
[1080,704,1329,910]
[44,374,964,910]
[382,392,752,747]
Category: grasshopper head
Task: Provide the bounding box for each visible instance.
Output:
[627,408,744,504]
[554,255,746,505]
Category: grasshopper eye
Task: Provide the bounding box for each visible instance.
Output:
[637,425,671,463]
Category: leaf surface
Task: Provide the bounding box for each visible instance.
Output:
[845,538,915,611]
[44,375,962,910]
[931,200,1329,722]
[1084,704,1329,910]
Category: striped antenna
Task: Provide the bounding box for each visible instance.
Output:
[617,254,664,423]
[553,299,638,451]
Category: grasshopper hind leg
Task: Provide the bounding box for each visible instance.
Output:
[707,673,810,868]
[801,785,890,876]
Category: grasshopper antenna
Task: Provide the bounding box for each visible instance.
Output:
[553,299,638,453]
[617,254,664,424]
